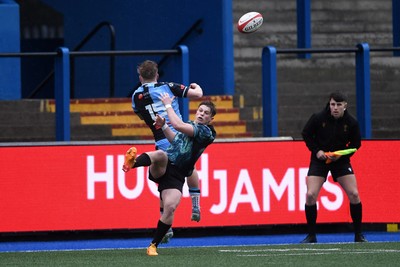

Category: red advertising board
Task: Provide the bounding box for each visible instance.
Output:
[0,140,399,232]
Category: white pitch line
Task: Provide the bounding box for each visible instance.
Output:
[219,248,341,252]
[237,250,400,257]
[219,248,400,257]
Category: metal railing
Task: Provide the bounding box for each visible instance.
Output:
[0,46,190,141]
[126,19,203,97]
[0,18,204,142]
[296,0,400,58]
[27,21,116,98]
[262,43,400,139]
[26,19,202,99]
[55,46,189,141]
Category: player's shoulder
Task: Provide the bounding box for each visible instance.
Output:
[207,124,217,137]
[132,86,144,94]
[154,82,171,87]
[158,82,186,89]
[195,122,216,137]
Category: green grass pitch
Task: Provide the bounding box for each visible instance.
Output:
[1,242,399,266]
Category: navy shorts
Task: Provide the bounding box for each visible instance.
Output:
[148,161,185,193]
[307,159,355,182]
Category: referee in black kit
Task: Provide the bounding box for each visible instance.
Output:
[301,91,367,243]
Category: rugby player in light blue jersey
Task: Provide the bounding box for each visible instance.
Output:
[123,93,216,256]
[131,60,203,243]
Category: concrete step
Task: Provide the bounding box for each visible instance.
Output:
[0,112,82,126]
[111,121,248,137]
[47,96,236,113]
[0,124,112,142]
[0,112,55,126]
[46,98,133,113]
[189,95,234,109]
[40,96,252,140]
[78,107,240,125]
[0,99,46,111]
[373,129,400,139]
[80,111,140,124]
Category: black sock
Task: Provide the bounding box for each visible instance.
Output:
[350,202,362,234]
[151,220,172,246]
[305,204,317,235]
[133,153,151,168]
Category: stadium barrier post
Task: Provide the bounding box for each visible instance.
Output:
[393,0,400,57]
[355,43,372,139]
[55,47,71,141]
[297,0,311,59]
[178,45,189,122]
[262,46,278,137]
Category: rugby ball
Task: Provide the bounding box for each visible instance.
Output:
[237,12,263,33]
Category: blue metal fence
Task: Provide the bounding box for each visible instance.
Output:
[393,0,400,56]
[51,45,190,141]
[296,0,400,58]
[55,48,71,141]
[262,43,400,139]
[296,0,311,59]
[0,45,190,141]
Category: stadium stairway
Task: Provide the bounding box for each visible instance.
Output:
[40,95,252,141]
[0,95,254,142]
[45,96,252,141]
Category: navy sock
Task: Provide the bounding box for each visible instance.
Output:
[151,220,172,246]
[133,153,151,168]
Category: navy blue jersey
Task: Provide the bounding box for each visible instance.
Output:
[166,121,216,177]
[132,82,189,149]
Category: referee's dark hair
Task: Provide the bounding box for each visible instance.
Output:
[329,91,348,103]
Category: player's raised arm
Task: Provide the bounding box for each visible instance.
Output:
[159,92,194,137]
[186,83,203,98]
[153,92,194,141]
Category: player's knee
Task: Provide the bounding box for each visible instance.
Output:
[347,190,360,203]
[163,204,177,216]
[305,192,318,205]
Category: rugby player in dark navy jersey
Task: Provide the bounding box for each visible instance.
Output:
[123,93,216,256]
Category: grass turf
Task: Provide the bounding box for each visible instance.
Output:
[1,241,399,266]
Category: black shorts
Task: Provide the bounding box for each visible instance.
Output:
[307,159,355,182]
[148,161,185,193]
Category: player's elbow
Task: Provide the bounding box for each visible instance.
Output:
[188,86,203,98]
[193,91,203,98]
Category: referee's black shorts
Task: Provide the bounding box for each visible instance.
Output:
[307,159,355,182]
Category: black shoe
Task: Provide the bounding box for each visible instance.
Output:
[301,234,317,243]
[355,233,368,242]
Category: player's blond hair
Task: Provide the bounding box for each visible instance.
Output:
[137,60,158,80]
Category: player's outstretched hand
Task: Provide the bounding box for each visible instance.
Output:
[153,114,166,129]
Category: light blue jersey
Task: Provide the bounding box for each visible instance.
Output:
[132,82,189,150]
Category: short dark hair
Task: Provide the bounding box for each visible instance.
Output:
[199,101,217,117]
[137,60,158,80]
[329,91,348,102]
